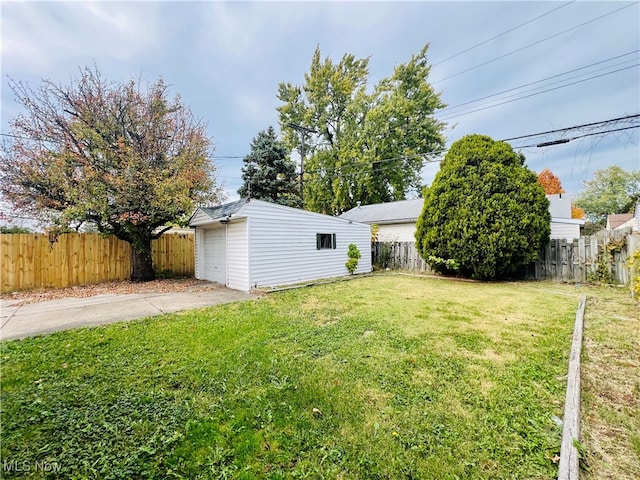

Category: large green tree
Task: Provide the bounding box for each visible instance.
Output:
[278,45,446,215]
[237,126,301,207]
[415,134,550,280]
[0,67,221,281]
[573,165,640,224]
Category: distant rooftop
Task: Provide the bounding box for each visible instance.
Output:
[607,213,633,230]
[339,199,424,224]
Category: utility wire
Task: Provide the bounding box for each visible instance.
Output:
[436,50,639,115]
[0,132,245,162]
[432,1,576,67]
[306,115,640,176]
[437,63,639,121]
[432,2,636,85]
[501,114,640,142]
[512,124,640,149]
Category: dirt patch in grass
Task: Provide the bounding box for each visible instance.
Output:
[0,277,221,306]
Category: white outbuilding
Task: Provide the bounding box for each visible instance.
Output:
[547,194,585,241]
[189,199,372,292]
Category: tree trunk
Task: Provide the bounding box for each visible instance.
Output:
[130,239,155,282]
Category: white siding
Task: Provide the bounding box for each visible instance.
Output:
[194,228,204,279]
[201,227,226,284]
[226,219,250,291]
[378,223,416,242]
[550,221,581,241]
[547,194,572,218]
[245,201,372,289]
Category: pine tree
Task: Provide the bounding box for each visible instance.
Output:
[238,127,301,208]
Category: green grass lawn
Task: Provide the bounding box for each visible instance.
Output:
[0,275,592,478]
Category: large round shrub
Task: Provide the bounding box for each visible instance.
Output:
[415,134,550,279]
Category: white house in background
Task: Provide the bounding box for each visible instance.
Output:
[189,199,371,292]
[339,199,424,242]
[613,202,640,232]
[547,194,584,241]
[606,209,638,232]
[340,195,584,243]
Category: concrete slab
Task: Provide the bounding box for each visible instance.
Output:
[0,289,258,341]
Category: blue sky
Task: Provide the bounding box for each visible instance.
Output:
[2,0,639,204]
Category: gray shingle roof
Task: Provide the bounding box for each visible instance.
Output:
[339,199,424,224]
[200,199,248,220]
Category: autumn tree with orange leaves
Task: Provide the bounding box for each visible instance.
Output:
[537,168,585,219]
[537,168,565,195]
[0,67,222,281]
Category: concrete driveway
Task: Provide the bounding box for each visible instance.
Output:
[1,289,258,341]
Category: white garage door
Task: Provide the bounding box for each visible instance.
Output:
[202,227,226,284]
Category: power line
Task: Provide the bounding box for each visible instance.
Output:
[183,116,640,176]
[501,114,640,142]
[304,153,443,176]
[437,63,639,121]
[0,132,245,162]
[432,1,576,67]
[307,117,639,177]
[435,50,639,116]
[512,124,640,149]
[432,2,636,85]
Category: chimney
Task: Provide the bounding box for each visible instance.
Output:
[356,201,361,210]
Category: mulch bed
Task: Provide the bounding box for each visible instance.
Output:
[1,278,221,307]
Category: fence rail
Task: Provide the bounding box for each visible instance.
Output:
[1,232,194,292]
[372,229,639,283]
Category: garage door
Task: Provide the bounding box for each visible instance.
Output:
[202,227,226,284]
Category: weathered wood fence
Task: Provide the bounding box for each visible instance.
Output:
[1,232,194,292]
[372,229,639,284]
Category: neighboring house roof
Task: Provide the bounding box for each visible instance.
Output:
[153,227,194,235]
[613,216,638,232]
[339,199,423,225]
[607,213,633,230]
[551,218,585,225]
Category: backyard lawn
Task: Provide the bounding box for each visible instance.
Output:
[0,274,635,479]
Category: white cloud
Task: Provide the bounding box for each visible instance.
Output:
[1,2,160,75]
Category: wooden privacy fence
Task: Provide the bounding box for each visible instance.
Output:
[525,229,639,283]
[372,241,435,275]
[1,232,194,292]
[372,229,639,284]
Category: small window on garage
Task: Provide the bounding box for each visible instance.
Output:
[316,233,336,250]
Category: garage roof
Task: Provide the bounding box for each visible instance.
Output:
[199,199,247,221]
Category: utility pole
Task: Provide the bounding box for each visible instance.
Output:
[287,123,316,207]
